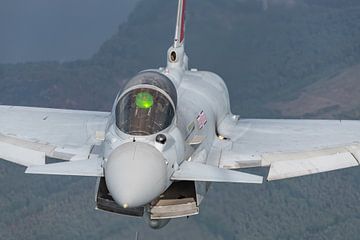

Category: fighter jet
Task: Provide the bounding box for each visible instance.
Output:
[1,0,360,230]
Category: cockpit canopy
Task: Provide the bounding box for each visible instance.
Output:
[115,71,177,136]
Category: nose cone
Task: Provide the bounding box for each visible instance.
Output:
[105,142,167,208]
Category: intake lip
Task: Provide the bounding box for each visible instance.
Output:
[105,142,167,208]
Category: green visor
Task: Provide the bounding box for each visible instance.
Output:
[135,92,154,109]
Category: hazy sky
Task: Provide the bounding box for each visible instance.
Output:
[0,0,138,63]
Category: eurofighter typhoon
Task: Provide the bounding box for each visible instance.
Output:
[2,0,360,229]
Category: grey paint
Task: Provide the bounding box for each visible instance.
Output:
[105,142,168,208]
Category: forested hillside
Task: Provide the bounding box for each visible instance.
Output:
[0,0,360,239]
[1,0,360,116]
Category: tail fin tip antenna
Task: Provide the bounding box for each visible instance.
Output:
[174,0,186,48]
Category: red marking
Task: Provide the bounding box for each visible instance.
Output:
[180,0,186,43]
[197,111,207,129]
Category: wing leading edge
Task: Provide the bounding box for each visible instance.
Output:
[171,161,263,184]
[217,118,360,181]
[25,158,104,177]
[0,105,109,173]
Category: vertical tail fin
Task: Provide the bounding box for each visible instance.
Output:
[167,0,188,71]
[174,0,186,48]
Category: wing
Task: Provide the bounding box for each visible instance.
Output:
[0,105,109,170]
[217,118,360,181]
[171,161,263,184]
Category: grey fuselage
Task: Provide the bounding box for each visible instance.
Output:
[101,53,232,210]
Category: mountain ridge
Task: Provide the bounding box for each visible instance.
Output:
[269,63,360,118]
